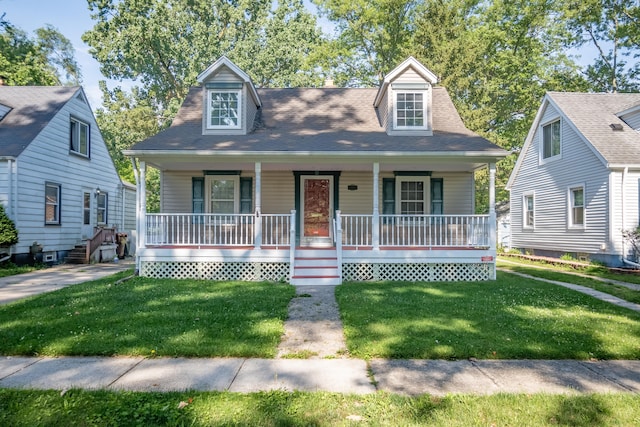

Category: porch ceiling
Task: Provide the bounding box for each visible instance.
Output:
[127,152,501,173]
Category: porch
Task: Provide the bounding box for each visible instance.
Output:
[136,211,496,283]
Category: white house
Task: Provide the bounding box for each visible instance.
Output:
[506,92,640,267]
[124,56,508,284]
[0,86,136,264]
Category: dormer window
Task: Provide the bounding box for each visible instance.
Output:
[206,83,243,130]
[395,92,425,129]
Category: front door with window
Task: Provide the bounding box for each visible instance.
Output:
[81,190,94,239]
[301,176,333,246]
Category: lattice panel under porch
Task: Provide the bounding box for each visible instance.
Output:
[342,263,492,282]
[140,261,289,282]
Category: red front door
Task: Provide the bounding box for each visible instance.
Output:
[303,177,331,240]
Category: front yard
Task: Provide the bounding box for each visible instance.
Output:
[1,269,639,360]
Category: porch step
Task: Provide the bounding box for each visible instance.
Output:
[65,244,88,264]
[291,247,341,286]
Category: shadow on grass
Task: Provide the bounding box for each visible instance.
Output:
[551,395,612,426]
[0,274,295,358]
[336,272,640,360]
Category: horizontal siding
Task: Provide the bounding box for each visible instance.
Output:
[12,93,126,255]
[161,171,474,216]
[510,102,610,255]
[392,68,426,84]
[621,111,640,130]
[0,161,9,208]
[610,170,640,255]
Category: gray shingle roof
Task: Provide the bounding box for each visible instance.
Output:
[547,92,640,165]
[0,86,80,157]
[129,86,505,155]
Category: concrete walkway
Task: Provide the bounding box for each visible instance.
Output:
[1,261,640,395]
[1,356,639,395]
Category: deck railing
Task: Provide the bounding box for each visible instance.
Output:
[341,214,491,248]
[146,213,290,247]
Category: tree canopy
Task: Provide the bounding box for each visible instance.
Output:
[0,15,81,86]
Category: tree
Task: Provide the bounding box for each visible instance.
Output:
[0,17,80,85]
[563,0,640,92]
[313,0,418,86]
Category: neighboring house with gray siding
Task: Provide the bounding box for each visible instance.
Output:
[124,56,508,284]
[0,86,136,265]
[506,92,640,267]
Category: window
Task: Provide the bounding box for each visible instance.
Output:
[208,176,239,213]
[207,90,241,129]
[523,194,534,228]
[83,192,91,225]
[70,117,90,156]
[396,177,430,215]
[97,192,108,224]
[395,92,425,129]
[45,182,61,225]
[569,187,584,227]
[542,120,560,159]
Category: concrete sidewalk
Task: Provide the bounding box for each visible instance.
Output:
[1,356,639,395]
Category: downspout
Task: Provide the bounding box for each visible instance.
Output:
[621,167,640,268]
[131,158,141,272]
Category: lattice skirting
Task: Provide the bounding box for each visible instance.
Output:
[342,262,493,282]
[140,261,290,282]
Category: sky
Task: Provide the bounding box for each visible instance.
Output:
[1,0,331,111]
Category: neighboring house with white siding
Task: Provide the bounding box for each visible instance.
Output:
[0,86,136,265]
[506,92,640,267]
[124,56,508,284]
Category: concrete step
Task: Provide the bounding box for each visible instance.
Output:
[294,266,340,276]
[290,276,342,286]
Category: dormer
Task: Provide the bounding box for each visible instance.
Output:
[373,57,438,136]
[196,56,262,135]
[617,102,640,132]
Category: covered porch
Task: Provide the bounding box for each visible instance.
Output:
[129,155,499,284]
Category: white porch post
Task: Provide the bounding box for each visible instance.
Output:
[489,162,497,278]
[372,162,380,250]
[254,162,262,249]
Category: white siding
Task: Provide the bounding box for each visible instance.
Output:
[262,172,295,213]
[510,102,610,255]
[12,92,128,255]
[621,111,640,131]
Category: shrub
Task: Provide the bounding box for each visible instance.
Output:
[0,204,18,247]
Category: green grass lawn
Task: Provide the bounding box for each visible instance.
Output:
[0,262,44,278]
[336,271,640,360]
[498,259,640,304]
[0,272,295,358]
[2,389,640,426]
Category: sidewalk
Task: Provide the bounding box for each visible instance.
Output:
[2,356,640,395]
[1,261,640,395]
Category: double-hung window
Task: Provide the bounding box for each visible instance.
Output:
[523,194,534,228]
[97,192,108,225]
[45,182,61,225]
[394,92,426,129]
[542,120,561,159]
[396,177,430,215]
[70,117,89,157]
[569,186,584,227]
[208,176,240,214]
[207,87,242,129]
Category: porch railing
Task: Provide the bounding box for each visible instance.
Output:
[144,213,490,249]
[146,213,290,247]
[341,214,491,248]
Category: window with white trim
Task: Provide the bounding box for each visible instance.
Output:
[569,186,584,227]
[542,119,560,159]
[523,194,534,228]
[70,117,90,156]
[45,182,61,225]
[207,89,241,129]
[207,176,240,213]
[394,91,426,129]
[97,192,108,225]
[396,177,430,215]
